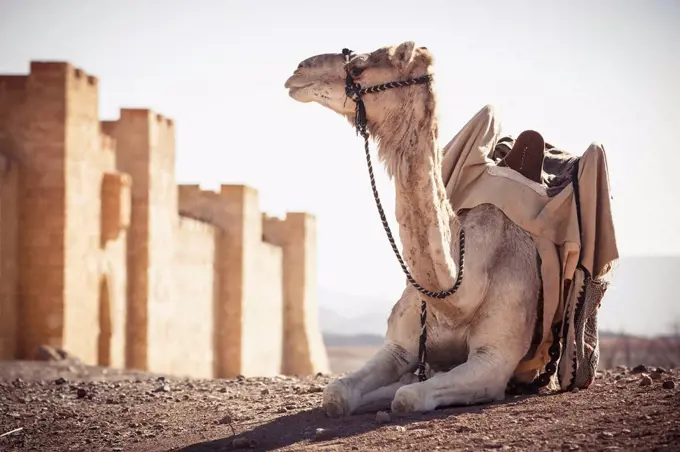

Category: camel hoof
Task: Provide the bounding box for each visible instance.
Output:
[323,400,347,418]
[322,380,356,418]
[391,385,433,413]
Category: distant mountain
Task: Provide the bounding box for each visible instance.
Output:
[598,255,680,336]
[322,333,384,347]
[317,288,390,336]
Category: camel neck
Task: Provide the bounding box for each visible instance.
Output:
[372,102,459,294]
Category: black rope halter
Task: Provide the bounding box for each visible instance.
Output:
[342,48,465,382]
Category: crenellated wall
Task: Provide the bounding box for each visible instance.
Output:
[171,216,217,378]
[0,61,329,379]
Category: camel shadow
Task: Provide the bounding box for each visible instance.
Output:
[177,393,550,451]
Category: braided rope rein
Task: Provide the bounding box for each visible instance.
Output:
[342,48,465,382]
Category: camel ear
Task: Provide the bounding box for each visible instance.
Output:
[391,41,416,67]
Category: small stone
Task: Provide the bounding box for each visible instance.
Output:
[54,377,67,385]
[484,443,503,449]
[639,376,652,386]
[561,443,580,451]
[314,427,336,441]
[261,388,270,395]
[236,375,246,382]
[154,384,171,393]
[571,387,580,393]
[621,429,631,434]
[306,385,323,393]
[315,372,324,378]
[375,411,391,424]
[615,365,628,373]
[655,367,667,374]
[76,388,87,399]
[395,425,406,432]
[35,344,63,361]
[218,414,232,424]
[662,380,675,390]
[631,364,648,374]
[232,437,253,449]
[600,431,614,439]
[650,371,663,380]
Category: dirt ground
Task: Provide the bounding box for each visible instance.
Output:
[1,359,679,452]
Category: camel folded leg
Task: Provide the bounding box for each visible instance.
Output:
[353,372,422,414]
[322,342,417,417]
[390,346,518,413]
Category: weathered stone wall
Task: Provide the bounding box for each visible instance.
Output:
[0,151,18,360]
[63,66,104,364]
[263,213,330,375]
[240,241,283,376]
[178,185,291,377]
[0,61,328,379]
[0,63,132,365]
[104,109,178,372]
[172,215,218,378]
[0,75,23,360]
[14,63,70,358]
[100,170,131,369]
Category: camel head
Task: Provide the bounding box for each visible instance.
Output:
[284,41,435,126]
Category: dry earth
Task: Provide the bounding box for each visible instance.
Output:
[1,358,679,452]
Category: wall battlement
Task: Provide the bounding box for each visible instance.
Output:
[0,61,329,378]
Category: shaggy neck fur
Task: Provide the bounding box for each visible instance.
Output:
[367,83,459,293]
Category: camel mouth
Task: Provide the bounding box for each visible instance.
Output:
[284,74,314,90]
[285,75,316,101]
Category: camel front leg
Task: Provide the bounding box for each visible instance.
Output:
[323,341,417,417]
[390,346,518,413]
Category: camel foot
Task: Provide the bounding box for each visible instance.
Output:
[322,379,359,418]
[391,384,435,413]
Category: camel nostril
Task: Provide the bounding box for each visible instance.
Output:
[297,62,304,69]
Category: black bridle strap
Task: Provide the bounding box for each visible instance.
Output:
[342,48,465,382]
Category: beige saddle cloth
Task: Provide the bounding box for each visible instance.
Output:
[440,105,619,390]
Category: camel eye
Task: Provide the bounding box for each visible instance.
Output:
[350,67,365,77]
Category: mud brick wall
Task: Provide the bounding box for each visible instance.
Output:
[0,63,132,364]
[240,241,283,376]
[106,109,177,372]
[62,66,106,364]
[178,185,288,378]
[263,214,330,375]
[172,215,217,378]
[100,170,131,369]
[1,60,327,379]
[0,75,23,359]
[12,63,71,358]
[0,152,18,359]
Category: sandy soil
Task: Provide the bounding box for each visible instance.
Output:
[1,358,679,452]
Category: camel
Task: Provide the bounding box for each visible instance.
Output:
[284,42,544,416]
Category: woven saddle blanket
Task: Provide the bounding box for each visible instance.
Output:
[440,105,619,391]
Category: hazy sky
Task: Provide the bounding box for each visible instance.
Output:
[1,1,679,334]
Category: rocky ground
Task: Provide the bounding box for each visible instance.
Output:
[0,359,679,452]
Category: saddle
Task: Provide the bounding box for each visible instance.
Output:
[495,130,546,184]
[490,130,580,197]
